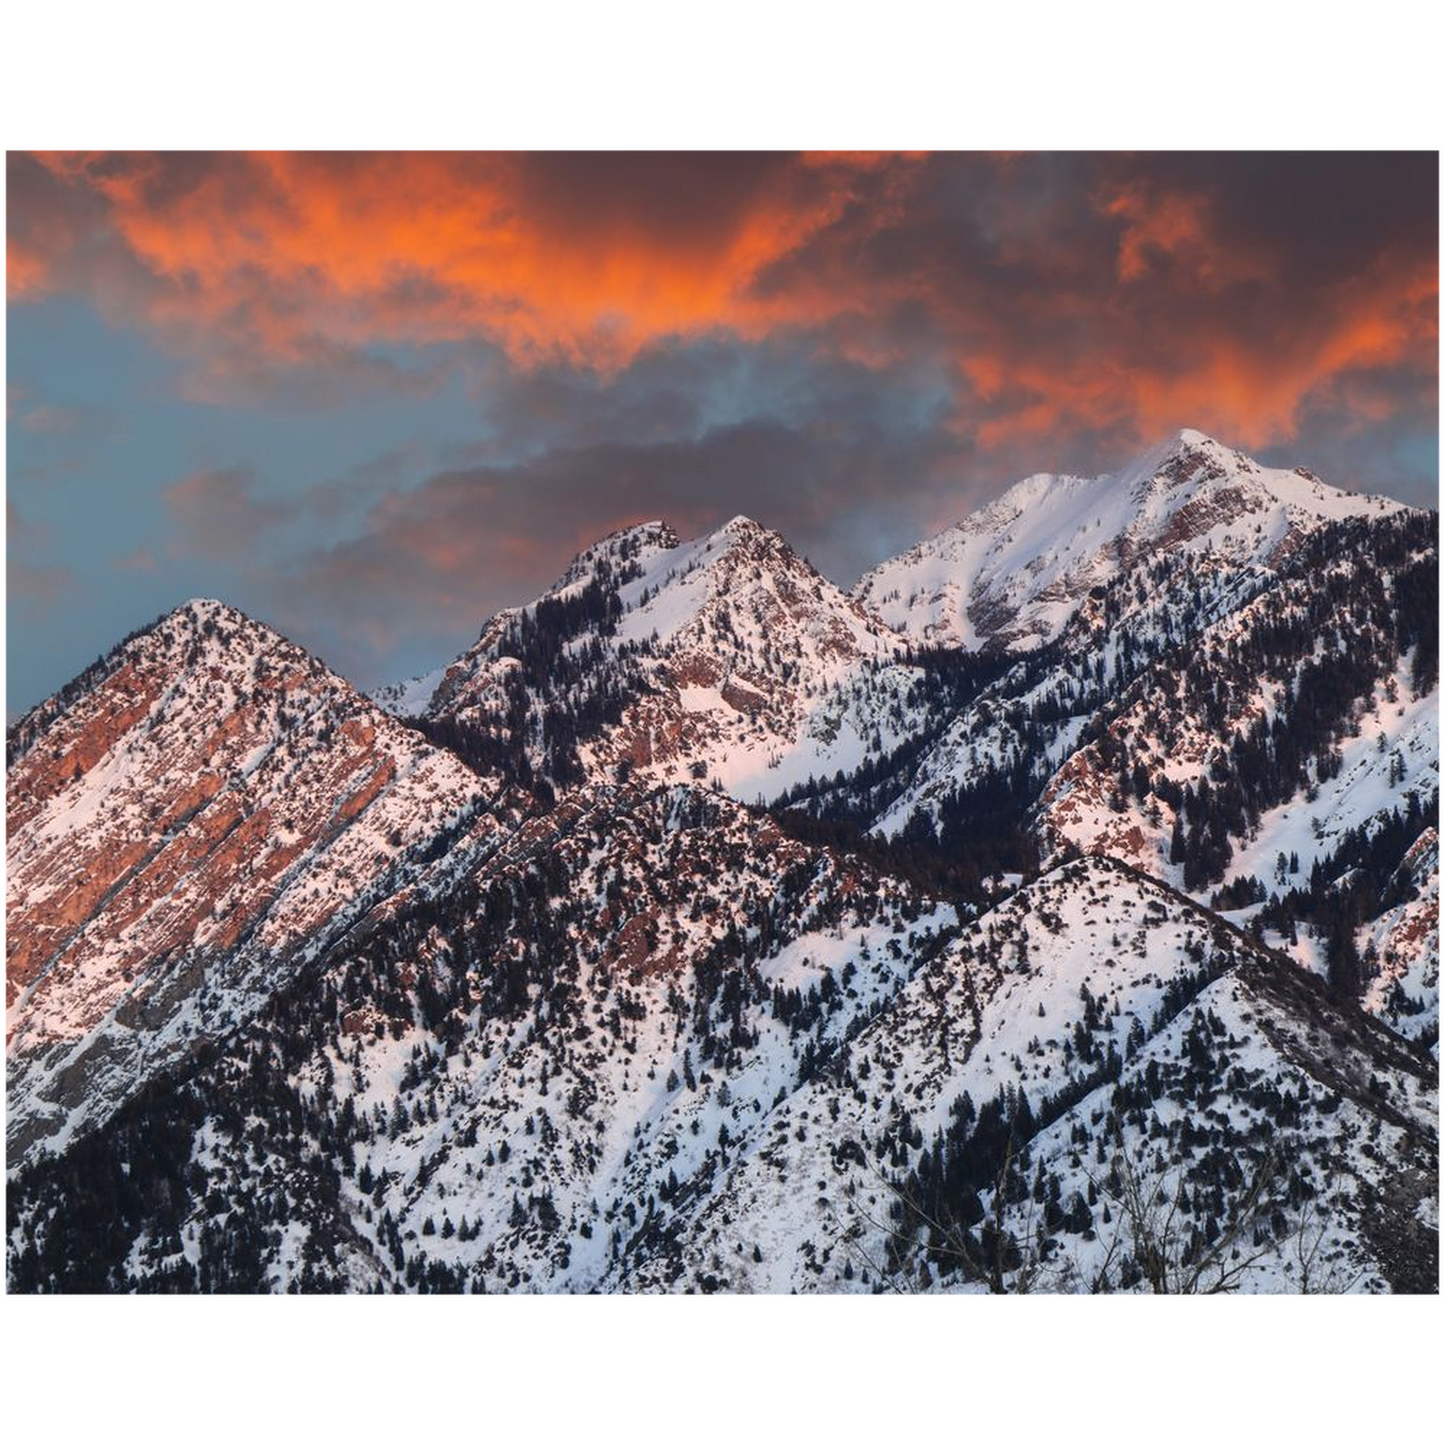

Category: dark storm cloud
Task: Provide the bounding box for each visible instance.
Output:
[740,151,1438,465]
[1116,151,1438,284]
[507,152,808,249]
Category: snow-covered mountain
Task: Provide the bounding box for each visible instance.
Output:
[628,856,1437,1294]
[419,514,911,802]
[7,430,1437,1294]
[5,599,511,1165]
[370,666,448,718]
[856,429,1404,651]
[852,500,1439,1047]
[11,845,1433,1293]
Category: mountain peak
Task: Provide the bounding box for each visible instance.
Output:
[425,504,904,797]
[6,583,492,1164]
[856,431,1404,651]
[160,596,276,641]
[596,518,677,549]
[1110,427,1250,495]
[1174,425,1232,450]
[561,519,678,561]
[174,594,232,615]
[716,513,766,537]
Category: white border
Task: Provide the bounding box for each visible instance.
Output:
[3,3,1441,1439]
[3,1,1444,150]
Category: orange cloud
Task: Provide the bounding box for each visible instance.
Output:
[947,247,1436,455]
[7,239,50,298]
[8,152,1437,462]
[1101,180,1271,288]
[1127,256,1438,447]
[20,151,891,373]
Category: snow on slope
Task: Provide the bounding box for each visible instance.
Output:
[626,857,1437,1293]
[7,780,962,1291]
[1360,828,1439,1048]
[1031,518,1437,880]
[370,666,449,717]
[6,599,502,1166]
[856,428,1405,651]
[867,503,1435,897]
[1228,664,1438,887]
[866,523,1289,841]
[26,841,1421,1294]
[427,515,912,802]
[1007,941,1438,1293]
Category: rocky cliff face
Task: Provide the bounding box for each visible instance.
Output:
[6,599,502,1164]
[422,514,907,803]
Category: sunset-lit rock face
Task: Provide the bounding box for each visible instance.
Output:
[6,598,492,1163]
[420,514,908,803]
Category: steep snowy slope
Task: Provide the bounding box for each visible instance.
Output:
[421,516,913,802]
[7,781,959,1291]
[856,429,1405,651]
[624,857,1437,1294]
[851,502,1438,1042]
[370,666,448,717]
[1032,515,1437,876]
[859,506,1433,847]
[6,599,506,1165]
[14,851,1429,1293]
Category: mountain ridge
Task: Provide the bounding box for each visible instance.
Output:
[6,429,1438,1293]
[6,596,512,1165]
[854,428,1412,652]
